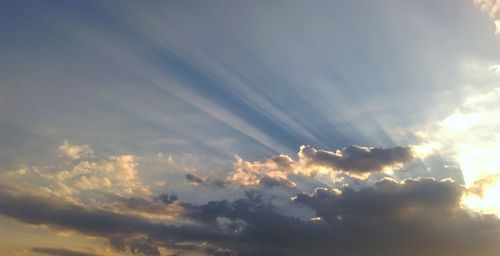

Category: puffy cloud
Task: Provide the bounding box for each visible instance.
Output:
[297,145,414,175]
[57,155,151,197]
[226,155,296,188]
[293,178,463,222]
[226,145,414,187]
[59,140,94,159]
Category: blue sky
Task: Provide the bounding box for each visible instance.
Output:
[1,1,500,255]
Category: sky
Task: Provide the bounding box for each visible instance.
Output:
[1,0,500,255]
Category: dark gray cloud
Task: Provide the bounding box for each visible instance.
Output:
[32,247,101,256]
[0,186,228,255]
[2,179,500,256]
[186,179,500,256]
[185,173,228,188]
[291,178,500,255]
[154,192,179,205]
[185,173,207,185]
[299,145,414,173]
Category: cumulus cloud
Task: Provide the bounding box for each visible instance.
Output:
[226,145,414,188]
[59,140,94,159]
[12,144,152,202]
[297,145,414,175]
[226,155,296,188]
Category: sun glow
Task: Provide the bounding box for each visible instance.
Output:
[448,115,500,216]
[419,84,500,216]
[462,177,500,215]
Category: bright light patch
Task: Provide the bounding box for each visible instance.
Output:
[419,83,500,216]
[462,177,500,215]
[411,142,441,158]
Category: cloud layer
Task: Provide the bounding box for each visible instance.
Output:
[2,176,499,256]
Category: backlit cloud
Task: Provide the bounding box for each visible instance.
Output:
[1,178,499,256]
[1,1,499,255]
[226,145,414,188]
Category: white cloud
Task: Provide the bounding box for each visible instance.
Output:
[58,140,94,159]
[2,142,152,207]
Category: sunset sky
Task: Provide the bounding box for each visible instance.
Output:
[1,1,500,255]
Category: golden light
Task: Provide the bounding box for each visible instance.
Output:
[419,85,500,216]
[411,142,441,158]
[462,175,500,215]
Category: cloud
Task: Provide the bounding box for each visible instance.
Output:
[59,140,94,159]
[11,144,152,202]
[186,179,500,255]
[185,173,208,185]
[474,0,500,18]
[467,173,500,196]
[110,236,161,256]
[32,247,101,256]
[154,192,179,205]
[226,145,414,188]
[185,173,227,188]
[287,178,500,255]
[415,86,500,214]
[0,185,230,255]
[226,155,296,188]
[297,145,414,174]
[99,192,184,220]
[2,177,500,256]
